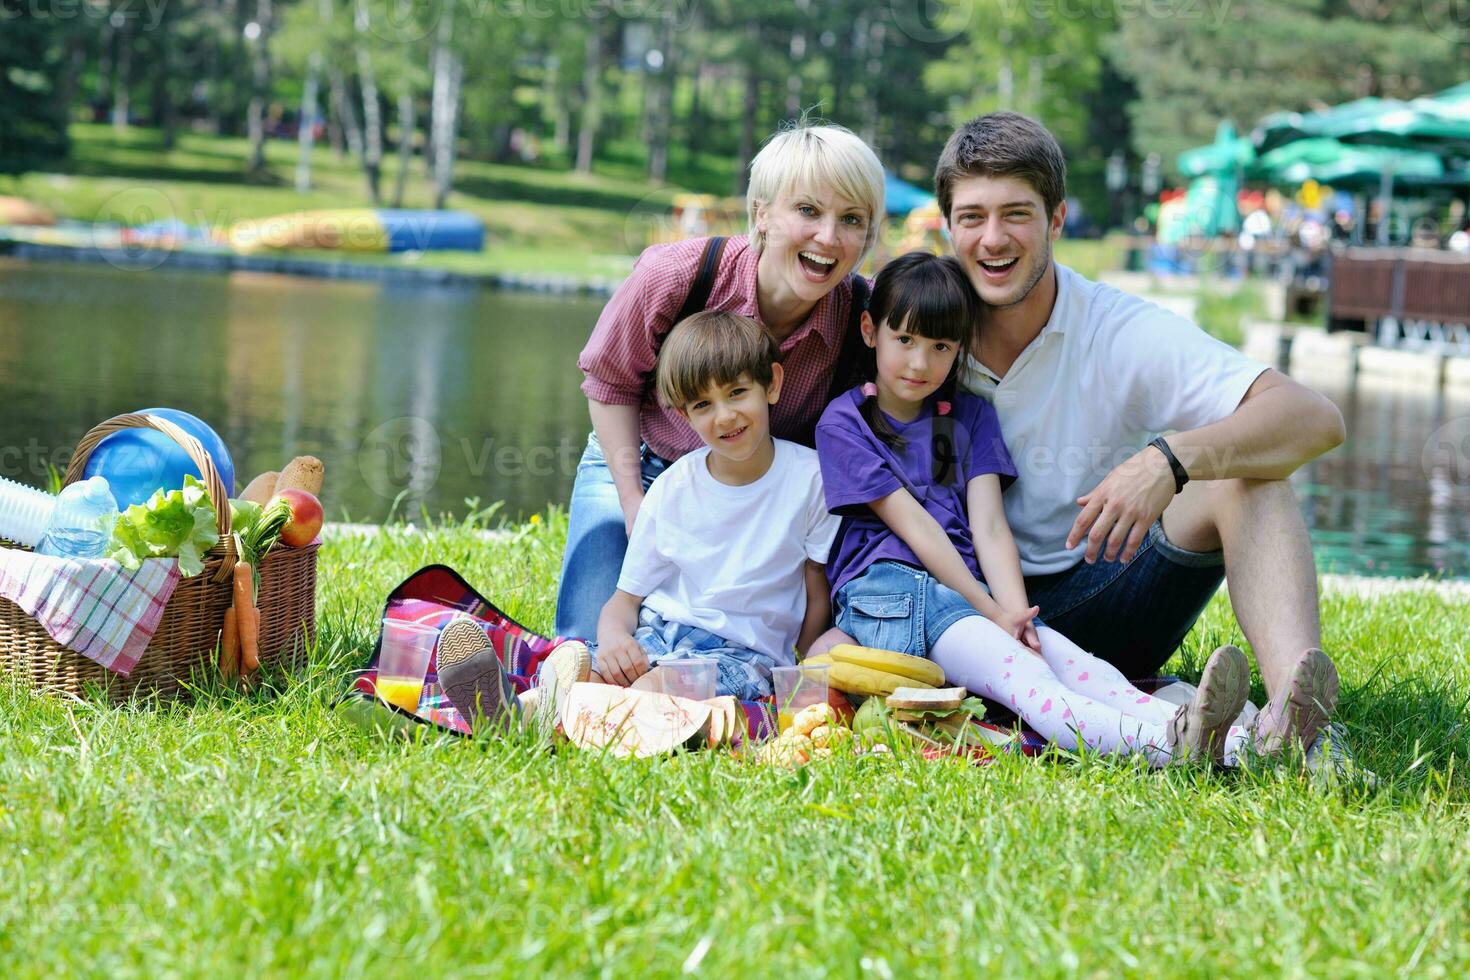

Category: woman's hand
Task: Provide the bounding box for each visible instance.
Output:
[620,491,645,537]
[995,605,1042,654]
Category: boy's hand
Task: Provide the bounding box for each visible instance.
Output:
[996,606,1042,654]
[597,634,649,686]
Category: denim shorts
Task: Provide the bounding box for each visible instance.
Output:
[834,560,983,659]
[587,607,780,701]
[1023,520,1225,678]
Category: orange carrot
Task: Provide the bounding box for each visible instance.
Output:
[234,560,259,674]
[219,606,239,678]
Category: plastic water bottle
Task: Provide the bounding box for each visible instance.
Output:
[0,475,58,548]
[37,477,119,559]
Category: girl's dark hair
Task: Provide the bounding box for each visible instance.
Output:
[859,250,980,450]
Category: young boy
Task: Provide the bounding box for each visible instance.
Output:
[437,311,839,726]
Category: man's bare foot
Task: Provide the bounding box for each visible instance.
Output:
[1253,648,1340,756]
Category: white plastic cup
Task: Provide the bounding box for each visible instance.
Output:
[660,657,718,701]
[376,619,439,712]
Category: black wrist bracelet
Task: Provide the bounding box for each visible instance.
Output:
[1149,436,1190,494]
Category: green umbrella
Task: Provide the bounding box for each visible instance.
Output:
[1258,138,1450,189]
[1178,120,1256,178]
[1253,98,1397,153]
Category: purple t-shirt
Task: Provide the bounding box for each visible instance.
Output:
[816,387,1017,599]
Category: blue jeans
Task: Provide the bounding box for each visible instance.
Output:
[1023,520,1225,678]
[553,432,671,641]
[834,560,984,660]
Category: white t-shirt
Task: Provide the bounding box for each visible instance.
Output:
[617,438,840,662]
[959,263,1269,576]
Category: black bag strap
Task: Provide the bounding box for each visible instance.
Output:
[674,236,728,325]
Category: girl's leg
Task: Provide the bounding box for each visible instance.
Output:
[930,616,1174,765]
[1035,626,1178,727]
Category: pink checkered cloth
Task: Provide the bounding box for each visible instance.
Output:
[0,548,181,676]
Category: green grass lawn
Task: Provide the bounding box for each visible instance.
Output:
[3,513,1469,976]
[3,125,1122,285]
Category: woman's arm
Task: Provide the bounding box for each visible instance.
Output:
[588,400,648,536]
[869,487,1004,621]
[796,560,831,656]
[968,474,1040,651]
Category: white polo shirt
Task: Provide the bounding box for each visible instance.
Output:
[959,263,1269,576]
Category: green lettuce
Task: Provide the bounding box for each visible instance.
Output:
[106,475,220,577]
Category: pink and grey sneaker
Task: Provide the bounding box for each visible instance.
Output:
[1253,648,1340,757]
[1165,644,1250,765]
[436,616,519,733]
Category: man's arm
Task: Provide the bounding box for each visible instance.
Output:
[796,560,831,657]
[1068,369,1345,564]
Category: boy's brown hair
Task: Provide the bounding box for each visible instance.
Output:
[655,310,780,410]
[934,111,1067,221]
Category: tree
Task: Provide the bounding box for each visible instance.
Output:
[0,12,70,174]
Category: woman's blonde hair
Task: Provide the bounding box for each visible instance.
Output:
[746,121,886,259]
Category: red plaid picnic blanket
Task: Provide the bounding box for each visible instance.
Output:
[0,547,180,675]
[348,565,1054,758]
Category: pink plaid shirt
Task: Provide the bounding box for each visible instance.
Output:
[578,236,865,461]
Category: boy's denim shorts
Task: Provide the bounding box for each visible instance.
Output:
[1023,520,1225,678]
[587,607,781,701]
[834,560,983,660]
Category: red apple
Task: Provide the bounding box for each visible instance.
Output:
[276,488,324,547]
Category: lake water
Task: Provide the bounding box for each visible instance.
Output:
[3,258,1467,580]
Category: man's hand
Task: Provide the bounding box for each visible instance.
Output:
[597,634,649,686]
[995,605,1042,654]
[1067,445,1176,564]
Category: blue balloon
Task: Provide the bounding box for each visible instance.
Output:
[84,408,236,509]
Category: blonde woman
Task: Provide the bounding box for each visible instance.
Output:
[555,122,886,641]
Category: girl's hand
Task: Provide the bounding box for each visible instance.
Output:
[996,605,1042,654]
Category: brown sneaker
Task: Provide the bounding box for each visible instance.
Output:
[1252,648,1339,756]
[436,616,519,732]
[1165,644,1250,764]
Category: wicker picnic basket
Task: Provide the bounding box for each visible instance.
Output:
[0,413,318,701]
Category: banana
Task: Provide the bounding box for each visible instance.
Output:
[827,644,946,687]
[803,654,934,697]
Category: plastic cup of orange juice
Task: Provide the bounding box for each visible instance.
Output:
[376,619,439,712]
[773,663,829,732]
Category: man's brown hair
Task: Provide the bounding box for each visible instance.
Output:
[934,111,1067,221]
[655,310,779,410]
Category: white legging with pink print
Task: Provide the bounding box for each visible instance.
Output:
[930,617,1193,766]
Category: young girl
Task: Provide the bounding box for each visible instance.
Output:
[815,251,1248,765]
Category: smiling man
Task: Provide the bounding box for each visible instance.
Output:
[936,112,1348,756]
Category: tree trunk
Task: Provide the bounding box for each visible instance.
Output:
[392,91,415,208]
[296,52,322,193]
[355,0,383,204]
[736,22,760,195]
[112,24,132,130]
[575,27,603,175]
[431,15,462,210]
[246,0,274,178]
[331,67,364,161]
[646,16,676,183]
[785,30,806,119]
